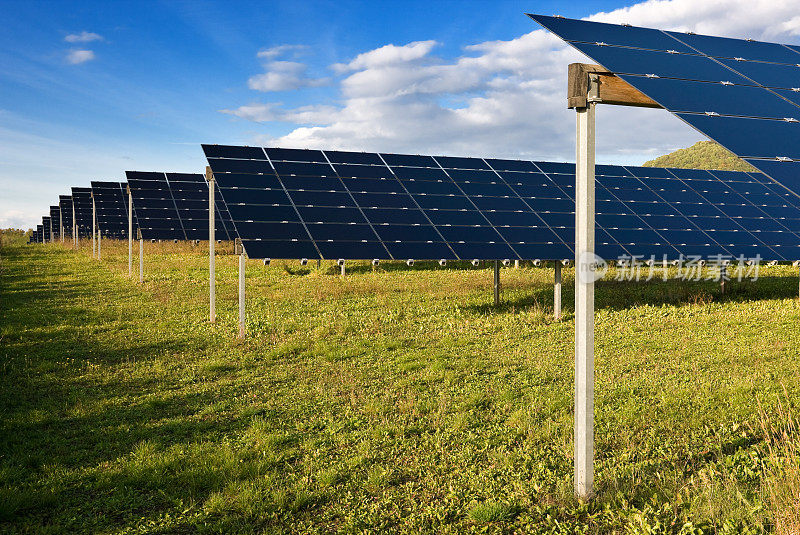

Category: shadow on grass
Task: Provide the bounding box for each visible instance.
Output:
[0,243,250,530]
[466,275,799,315]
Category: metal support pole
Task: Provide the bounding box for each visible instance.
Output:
[238,245,246,339]
[128,191,133,277]
[317,259,321,269]
[208,168,216,323]
[98,228,101,260]
[341,261,345,278]
[49,218,54,244]
[92,196,96,258]
[514,259,520,268]
[720,264,727,295]
[493,260,500,305]
[555,261,562,320]
[139,238,144,283]
[574,96,596,500]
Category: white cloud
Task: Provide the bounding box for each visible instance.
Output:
[220,102,281,122]
[223,0,800,163]
[589,0,800,39]
[248,60,328,92]
[333,40,438,72]
[247,46,328,92]
[257,44,308,60]
[66,49,95,65]
[0,209,30,229]
[64,31,103,43]
[222,102,342,125]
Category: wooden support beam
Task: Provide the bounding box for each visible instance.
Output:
[568,63,662,110]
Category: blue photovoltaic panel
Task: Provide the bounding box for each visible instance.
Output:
[528,14,800,197]
[125,171,235,241]
[36,226,43,243]
[203,145,800,261]
[59,195,73,239]
[127,171,185,240]
[91,181,134,239]
[49,206,61,239]
[71,187,93,238]
[42,217,51,242]
[169,172,234,241]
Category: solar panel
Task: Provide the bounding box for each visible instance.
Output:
[59,195,73,239]
[49,206,61,239]
[528,15,800,197]
[41,216,51,242]
[91,181,134,239]
[125,171,234,241]
[36,225,43,243]
[71,187,93,238]
[203,146,800,261]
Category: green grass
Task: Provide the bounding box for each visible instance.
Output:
[2,233,800,533]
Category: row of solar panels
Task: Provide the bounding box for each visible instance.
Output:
[29,22,800,262]
[30,146,800,261]
[30,174,236,244]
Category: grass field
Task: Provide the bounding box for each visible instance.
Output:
[2,232,800,533]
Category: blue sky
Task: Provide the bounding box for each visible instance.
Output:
[3,0,799,229]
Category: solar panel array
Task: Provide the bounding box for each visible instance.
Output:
[91,181,134,239]
[36,225,43,243]
[49,206,61,240]
[59,195,73,238]
[529,15,800,199]
[202,145,800,261]
[71,187,93,239]
[125,171,234,241]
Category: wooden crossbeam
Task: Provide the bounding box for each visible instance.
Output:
[568,63,662,109]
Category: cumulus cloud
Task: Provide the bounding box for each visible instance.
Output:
[247,46,328,92]
[66,49,95,64]
[333,40,438,72]
[64,31,103,43]
[223,0,800,163]
[589,0,800,39]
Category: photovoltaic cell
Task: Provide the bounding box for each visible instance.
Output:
[203,146,800,261]
[528,14,800,204]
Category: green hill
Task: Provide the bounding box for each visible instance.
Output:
[643,140,757,172]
